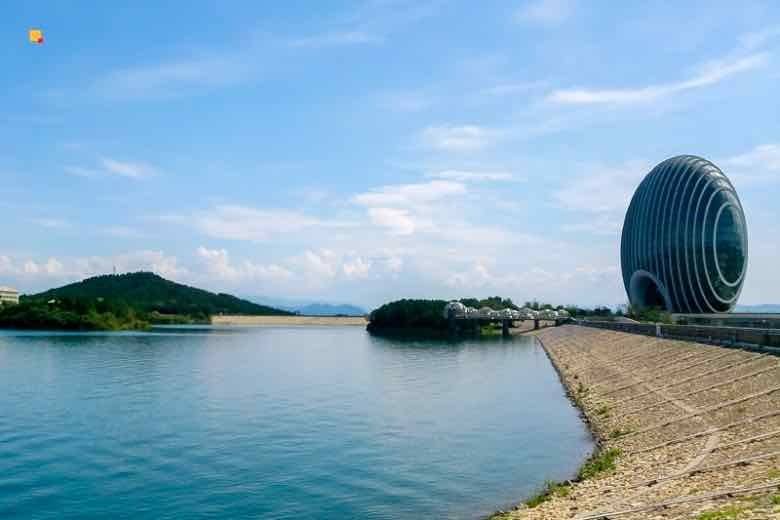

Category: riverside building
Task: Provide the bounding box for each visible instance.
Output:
[620,155,747,314]
[0,286,20,305]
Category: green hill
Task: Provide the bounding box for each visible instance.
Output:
[27,272,293,318]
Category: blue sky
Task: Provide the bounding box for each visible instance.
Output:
[2,0,779,308]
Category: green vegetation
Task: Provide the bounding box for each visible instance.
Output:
[525,480,571,508]
[609,428,632,439]
[461,296,519,310]
[696,505,745,520]
[0,272,292,331]
[0,298,148,331]
[519,447,620,511]
[577,448,621,480]
[366,299,449,336]
[29,272,291,317]
[366,296,521,337]
[627,305,673,324]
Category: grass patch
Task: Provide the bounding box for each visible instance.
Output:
[595,405,610,416]
[577,448,621,480]
[525,480,571,508]
[772,494,780,505]
[609,428,632,439]
[696,505,744,520]
[768,468,780,479]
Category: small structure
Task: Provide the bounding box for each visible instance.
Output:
[478,307,494,319]
[0,286,20,305]
[442,301,467,319]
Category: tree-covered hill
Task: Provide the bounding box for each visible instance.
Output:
[26,272,293,319]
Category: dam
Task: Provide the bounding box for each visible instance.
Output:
[497,325,780,519]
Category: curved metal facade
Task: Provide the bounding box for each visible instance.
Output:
[621,155,748,314]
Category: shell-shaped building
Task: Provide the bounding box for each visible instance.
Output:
[621,155,748,314]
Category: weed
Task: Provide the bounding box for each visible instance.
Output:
[696,505,744,519]
[577,448,621,480]
[525,480,571,508]
[609,428,632,439]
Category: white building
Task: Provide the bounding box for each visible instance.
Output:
[0,286,20,305]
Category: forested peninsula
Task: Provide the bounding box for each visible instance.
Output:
[0,272,292,331]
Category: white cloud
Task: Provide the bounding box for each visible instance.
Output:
[289,30,381,48]
[721,143,780,185]
[342,256,372,279]
[196,246,293,283]
[367,207,419,235]
[100,157,157,179]
[739,26,780,50]
[514,0,574,25]
[292,250,339,282]
[103,226,144,238]
[0,250,187,288]
[548,53,768,105]
[93,54,248,99]
[32,218,71,230]
[189,205,353,241]
[562,215,623,235]
[353,180,466,207]
[378,90,432,112]
[479,81,547,97]
[66,157,158,180]
[426,169,516,182]
[554,161,649,213]
[420,125,499,152]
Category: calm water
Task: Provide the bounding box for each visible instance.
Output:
[0,327,592,519]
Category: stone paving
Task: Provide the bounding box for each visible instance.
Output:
[495,325,780,520]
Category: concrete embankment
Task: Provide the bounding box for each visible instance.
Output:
[211,315,366,326]
[497,325,780,519]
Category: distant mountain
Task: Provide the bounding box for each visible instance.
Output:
[295,303,366,316]
[29,272,293,318]
[246,295,366,316]
[734,304,780,314]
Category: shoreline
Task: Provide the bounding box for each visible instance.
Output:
[493,325,780,519]
[211,315,366,326]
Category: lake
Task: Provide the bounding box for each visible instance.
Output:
[0,326,593,519]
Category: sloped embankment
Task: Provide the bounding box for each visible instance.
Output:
[496,325,780,519]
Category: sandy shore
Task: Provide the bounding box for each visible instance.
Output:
[211,315,366,326]
[494,325,780,519]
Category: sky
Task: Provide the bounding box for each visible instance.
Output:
[1,0,779,309]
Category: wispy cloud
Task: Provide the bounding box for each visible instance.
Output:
[514,0,574,25]
[289,30,382,48]
[197,246,293,283]
[92,53,251,100]
[32,218,71,230]
[739,25,780,50]
[353,180,466,207]
[426,170,516,182]
[179,205,354,242]
[420,125,500,152]
[66,157,159,179]
[721,143,780,186]
[548,52,769,105]
[479,81,547,97]
[353,180,466,236]
[554,160,649,213]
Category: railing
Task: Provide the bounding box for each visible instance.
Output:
[577,319,780,354]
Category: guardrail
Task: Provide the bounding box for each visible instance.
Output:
[577,319,780,354]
